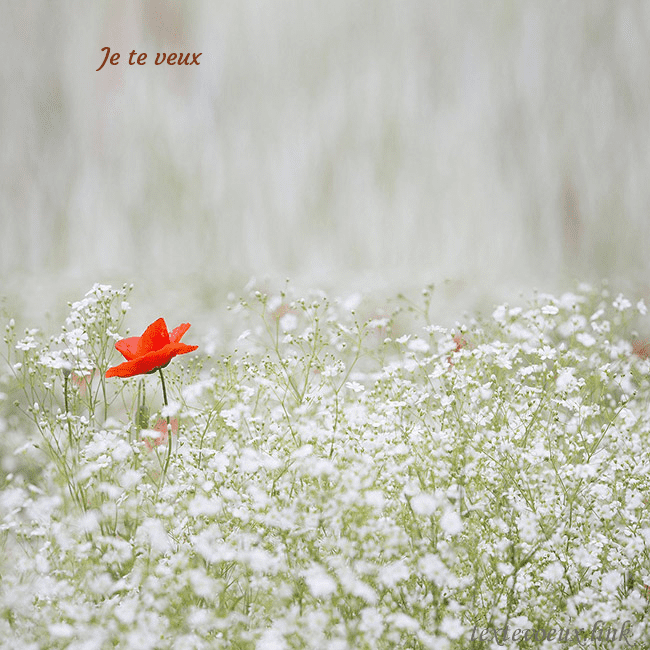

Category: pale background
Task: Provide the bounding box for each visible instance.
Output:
[2,1,649,322]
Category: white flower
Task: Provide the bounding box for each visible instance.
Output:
[637,299,647,315]
[279,313,297,332]
[379,560,410,588]
[542,305,559,315]
[360,608,384,637]
[38,351,73,371]
[364,490,385,509]
[497,562,514,576]
[322,362,344,377]
[576,332,595,347]
[408,338,430,353]
[345,381,365,393]
[388,613,419,632]
[517,510,539,544]
[411,493,438,516]
[538,345,556,360]
[368,317,389,330]
[161,401,180,418]
[542,561,564,582]
[613,293,632,311]
[49,623,75,639]
[601,571,620,593]
[439,509,462,535]
[492,305,507,323]
[440,617,464,640]
[573,546,598,568]
[556,368,580,393]
[257,629,287,650]
[423,324,448,334]
[304,564,337,598]
[16,335,38,351]
[135,518,172,555]
[419,553,452,587]
[182,378,216,405]
[343,293,361,311]
[239,447,262,473]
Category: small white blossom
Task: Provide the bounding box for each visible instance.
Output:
[542,561,564,582]
[613,293,632,311]
[379,560,410,588]
[389,613,419,632]
[16,335,38,351]
[304,564,337,598]
[161,401,180,418]
[538,345,556,360]
[440,617,464,640]
[408,338,430,353]
[576,332,595,347]
[439,509,462,535]
[279,313,297,332]
[411,493,438,516]
[257,629,287,650]
[492,304,507,323]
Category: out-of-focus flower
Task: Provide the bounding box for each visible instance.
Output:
[613,294,632,312]
[144,417,179,451]
[632,339,650,360]
[448,334,470,365]
[106,318,197,378]
[72,369,96,397]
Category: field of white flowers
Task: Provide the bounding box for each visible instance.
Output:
[1,282,650,649]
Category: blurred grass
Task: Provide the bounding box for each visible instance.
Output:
[1,1,650,313]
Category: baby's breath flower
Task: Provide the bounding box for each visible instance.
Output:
[439,509,462,535]
[575,332,596,347]
[613,293,632,311]
[15,334,38,351]
[279,313,297,332]
[492,304,507,323]
[304,564,337,598]
[407,338,429,353]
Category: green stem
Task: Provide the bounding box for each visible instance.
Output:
[159,368,172,490]
[64,372,74,451]
[101,375,108,423]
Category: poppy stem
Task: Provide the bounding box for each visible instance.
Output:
[159,368,172,489]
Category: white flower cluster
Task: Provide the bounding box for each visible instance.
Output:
[1,283,650,648]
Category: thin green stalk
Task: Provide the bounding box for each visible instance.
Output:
[159,368,172,490]
[64,371,74,450]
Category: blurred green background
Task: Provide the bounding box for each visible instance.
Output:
[2,1,649,320]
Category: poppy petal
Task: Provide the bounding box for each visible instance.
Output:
[105,342,198,378]
[169,323,191,343]
[154,417,179,434]
[136,318,170,356]
[115,336,140,360]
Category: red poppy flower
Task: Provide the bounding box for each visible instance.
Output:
[106,318,198,378]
